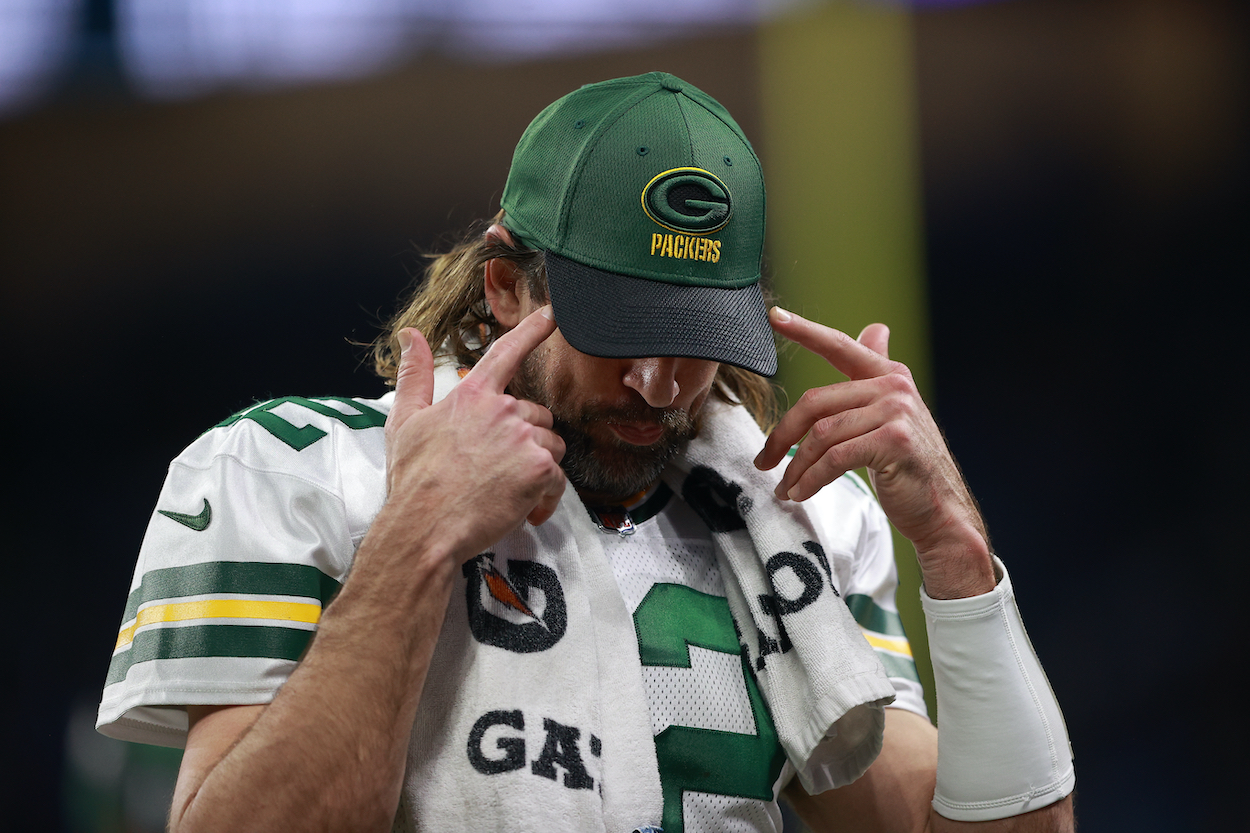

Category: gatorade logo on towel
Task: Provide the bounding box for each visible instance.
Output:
[464,554,568,653]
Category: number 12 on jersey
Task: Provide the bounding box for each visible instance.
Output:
[634,583,786,833]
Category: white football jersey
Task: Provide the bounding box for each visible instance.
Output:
[594,475,925,833]
[98,394,392,744]
[97,393,926,831]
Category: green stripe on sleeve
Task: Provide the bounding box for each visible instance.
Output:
[122,562,342,623]
[845,593,908,637]
[877,651,920,683]
[846,594,920,682]
[106,623,315,686]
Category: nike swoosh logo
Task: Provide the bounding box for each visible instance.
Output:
[158,498,212,532]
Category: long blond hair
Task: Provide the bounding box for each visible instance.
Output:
[371,214,782,431]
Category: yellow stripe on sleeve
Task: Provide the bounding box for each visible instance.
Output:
[862,630,913,658]
[114,599,322,651]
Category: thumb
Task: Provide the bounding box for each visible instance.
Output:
[392,328,434,418]
[857,323,890,359]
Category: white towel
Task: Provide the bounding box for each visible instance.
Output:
[396,367,896,832]
[660,397,898,793]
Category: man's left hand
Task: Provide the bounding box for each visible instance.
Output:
[754,307,995,598]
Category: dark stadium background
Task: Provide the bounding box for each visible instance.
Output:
[2,1,1245,829]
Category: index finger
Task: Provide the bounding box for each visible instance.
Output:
[468,305,558,391]
[769,307,892,381]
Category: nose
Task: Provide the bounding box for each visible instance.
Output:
[622,357,680,409]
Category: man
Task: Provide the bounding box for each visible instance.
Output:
[98,72,1075,832]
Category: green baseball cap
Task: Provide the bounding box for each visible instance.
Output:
[501,71,776,377]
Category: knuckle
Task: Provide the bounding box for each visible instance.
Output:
[819,445,847,473]
[528,442,556,467]
[810,415,838,442]
[543,463,565,490]
[796,388,822,412]
[522,423,547,447]
[482,393,516,422]
[882,372,911,393]
[889,368,919,397]
[880,391,911,419]
[881,421,913,450]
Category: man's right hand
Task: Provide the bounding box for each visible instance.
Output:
[384,305,567,560]
[170,315,567,833]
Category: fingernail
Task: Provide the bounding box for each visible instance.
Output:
[397,329,412,355]
[787,485,804,502]
[770,306,793,323]
[540,305,555,320]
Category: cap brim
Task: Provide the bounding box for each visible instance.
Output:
[545,252,778,377]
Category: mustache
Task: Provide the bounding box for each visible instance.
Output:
[557,400,695,434]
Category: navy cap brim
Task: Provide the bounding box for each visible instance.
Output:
[544,252,778,377]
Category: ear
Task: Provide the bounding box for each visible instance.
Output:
[483,224,525,329]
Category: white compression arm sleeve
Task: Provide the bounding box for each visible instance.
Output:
[921,557,1075,821]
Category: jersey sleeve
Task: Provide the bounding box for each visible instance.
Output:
[96,396,388,748]
[806,471,929,719]
[788,471,930,793]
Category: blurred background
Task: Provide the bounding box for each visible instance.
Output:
[2,0,1245,829]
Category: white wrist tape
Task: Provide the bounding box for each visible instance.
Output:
[921,557,1075,821]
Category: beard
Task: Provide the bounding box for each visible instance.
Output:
[510,352,699,502]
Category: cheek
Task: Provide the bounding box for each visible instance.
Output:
[694,363,720,389]
[681,362,721,412]
[547,340,586,386]
[532,334,600,397]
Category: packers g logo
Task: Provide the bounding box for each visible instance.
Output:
[642,167,732,234]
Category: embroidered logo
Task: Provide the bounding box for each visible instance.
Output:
[464,554,567,653]
[157,498,212,532]
[641,167,732,234]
